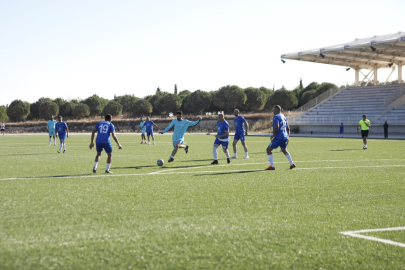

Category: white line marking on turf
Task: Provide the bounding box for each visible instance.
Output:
[0,164,405,181]
[340,227,405,248]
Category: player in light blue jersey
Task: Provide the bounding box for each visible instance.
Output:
[266,105,295,170]
[210,113,231,165]
[55,116,69,153]
[160,111,202,163]
[47,115,57,146]
[144,116,161,145]
[139,117,147,144]
[231,109,249,159]
[90,114,122,174]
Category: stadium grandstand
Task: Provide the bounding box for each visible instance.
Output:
[281,32,405,136]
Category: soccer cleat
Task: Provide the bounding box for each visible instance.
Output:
[57,150,61,153]
[105,170,113,174]
[185,145,189,153]
[168,157,174,162]
[290,164,296,169]
[265,166,275,170]
[93,167,97,173]
[227,158,230,164]
[140,142,143,144]
[230,155,237,159]
[211,160,218,165]
[363,146,368,149]
[63,150,66,153]
[244,155,249,159]
[48,144,51,146]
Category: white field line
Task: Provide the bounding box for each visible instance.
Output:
[340,227,405,248]
[0,163,405,181]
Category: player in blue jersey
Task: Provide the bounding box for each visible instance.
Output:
[231,109,249,159]
[160,111,202,163]
[339,122,344,138]
[211,113,231,164]
[266,105,295,170]
[47,115,57,146]
[89,114,122,174]
[143,116,161,145]
[55,116,69,153]
[139,117,147,144]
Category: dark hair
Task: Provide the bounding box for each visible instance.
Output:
[274,105,281,112]
[176,110,183,116]
[105,114,112,121]
[362,114,367,117]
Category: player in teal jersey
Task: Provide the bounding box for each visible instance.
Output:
[47,115,57,146]
[139,117,147,144]
[160,111,202,162]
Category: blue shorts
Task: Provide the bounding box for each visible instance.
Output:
[49,130,56,136]
[147,130,153,136]
[269,137,288,149]
[234,132,245,141]
[59,135,66,143]
[214,138,229,150]
[96,142,113,154]
[173,139,184,147]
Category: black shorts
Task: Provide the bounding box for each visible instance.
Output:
[361,130,369,137]
[0,129,4,131]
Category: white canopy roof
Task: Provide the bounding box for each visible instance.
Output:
[281,32,405,70]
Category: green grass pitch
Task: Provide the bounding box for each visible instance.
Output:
[0,133,404,269]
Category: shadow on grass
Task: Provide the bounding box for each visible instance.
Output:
[115,164,213,170]
[12,173,94,180]
[180,159,213,162]
[329,149,363,151]
[196,170,261,176]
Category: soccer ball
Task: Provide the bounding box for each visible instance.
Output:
[157,159,164,166]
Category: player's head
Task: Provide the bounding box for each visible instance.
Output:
[140,117,143,121]
[176,110,183,120]
[234,109,240,116]
[51,115,54,120]
[341,122,343,125]
[57,116,62,122]
[105,114,112,122]
[273,105,281,114]
[146,116,150,121]
[218,113,224,122]
[362,114,367,120]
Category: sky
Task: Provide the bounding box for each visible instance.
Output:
[1,0,405,106]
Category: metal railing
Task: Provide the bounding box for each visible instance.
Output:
[290,114,405,125]
[295,86,343,113]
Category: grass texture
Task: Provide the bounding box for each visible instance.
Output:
[0,133,404,269]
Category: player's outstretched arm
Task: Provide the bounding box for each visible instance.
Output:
[89,128,97,149]
[111,132,122,149]
[160,120,175,134]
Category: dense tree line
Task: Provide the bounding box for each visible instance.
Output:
[2,82,341,122]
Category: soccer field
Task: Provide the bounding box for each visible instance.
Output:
[1,134,404,269]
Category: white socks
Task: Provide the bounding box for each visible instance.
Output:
[153,140,155,145]
[106,163,111,171]
[225,151,230,158]
[49,138,51,145]
[213,147,218,160]
[63,144,66,151]
[268,154,274,167]
[94,162,98,169]
[59,144,62,151]
[285,153,293,165]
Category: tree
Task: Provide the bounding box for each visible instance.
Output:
[146,91,168,115]
[114,94,139,113]
[7,100,31,121]
[299,90,316,106]
[39,101,59,119]
[132,99,153,116]
[313,82,338,97]
[59,102,76,117]
[102,101,123,116]
[178,90,192,112]
[265,89,298,111]
[298,82,319,100]
[0,106,9,122]
[259,86,273,98]
[53,98,65,107]
[208,90,220,112]
[73,103,90,119]
[292,87,301,100]
[154,94,182,114]
[243,87,267,111]
[184,90,212,114]
[30,97,52,119]
[156,87,161,94]
[174,84,178,95]
[82,95,108,116]
[213,85,246,113]
[178,90,191,99]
